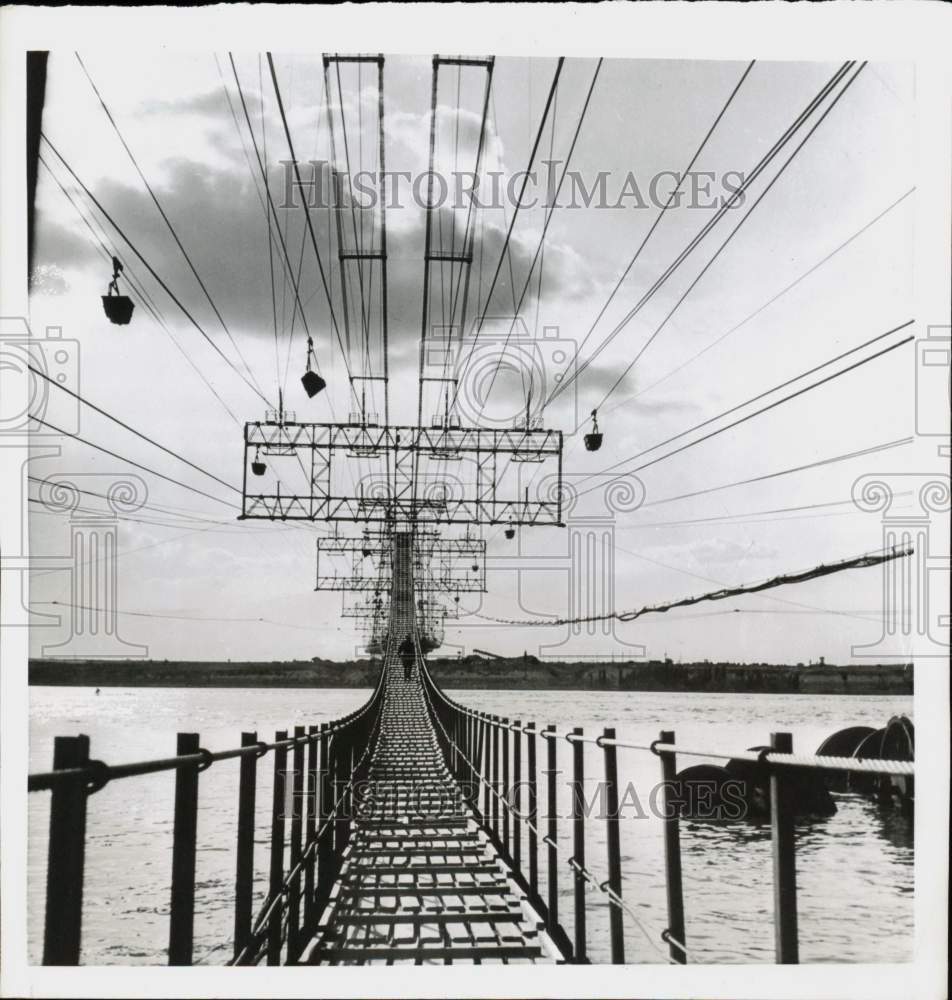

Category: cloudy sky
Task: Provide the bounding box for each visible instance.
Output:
[28,51,918,663]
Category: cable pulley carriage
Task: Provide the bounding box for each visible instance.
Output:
[510,392,547,463]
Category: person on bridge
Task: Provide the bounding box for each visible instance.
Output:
[398,633,415,682]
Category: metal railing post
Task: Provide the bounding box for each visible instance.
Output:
[491,717,500,840]
[771,731,799,964]
[657,729,686,964]
[481,715,491,822]
[452,710,460,776]
[169,732,200,966]
[330,732,341,857]
[317,724,332,908]
[468,711,476,791]
[267,730,288,965]
[42,734,90,965]
[234,731,257,961]
[502,717,510,856]
[545,724,559,938]
[513,720,522,872]
[528,723,539,900]
[288,725,305,959]
[570,727,587,962]
[347,731,356,842]
[304,724,318,933]
[602,727,625,964]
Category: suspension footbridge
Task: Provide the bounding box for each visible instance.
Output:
[22,46,925,968]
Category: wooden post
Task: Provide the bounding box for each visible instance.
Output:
[267,730,287,965]
[770,731,799,964]
[43,734,90,965]
[169,733,200,966]
[570,727,586,962]
[658,730,686,964]
[233,732,257,961]
[602,727,624,964]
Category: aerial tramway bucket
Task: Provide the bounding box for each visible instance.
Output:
[301,335,326,398]
[583,409,603,452]
[301,369,326,398]
[102,256,134,325]
[251,446,266,477]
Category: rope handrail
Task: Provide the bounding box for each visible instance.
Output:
[418,662,683,963]
[28,657,390,793]
[418,677,914,778]
[642,741,915,776]
[228,698,385,966]
[228,629,400,965]
[425,662,846,965]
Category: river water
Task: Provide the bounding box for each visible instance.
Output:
[28,686,913,965]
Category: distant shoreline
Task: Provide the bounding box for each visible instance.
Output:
[29,658,913,695]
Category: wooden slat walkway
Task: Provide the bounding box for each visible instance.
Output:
[304,535,560,965]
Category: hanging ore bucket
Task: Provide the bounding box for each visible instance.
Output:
[301,369,326,398]
[102,256,134,325]
[251,446,266,477]
[301,335,326,398]
[583,409,602,452]
[102,290,135,325]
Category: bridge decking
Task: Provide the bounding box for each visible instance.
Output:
[304,659,558,965]
[304,536,560,965]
